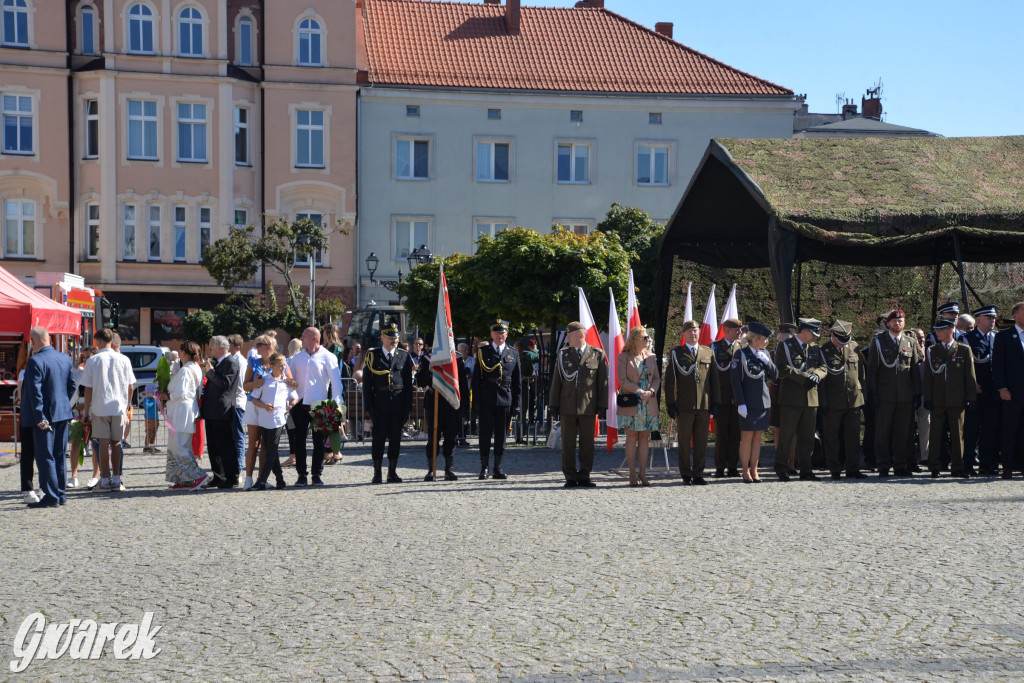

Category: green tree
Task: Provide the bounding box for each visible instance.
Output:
[596,203,663,323]
[180,309,215,347]
[398,253,487,341]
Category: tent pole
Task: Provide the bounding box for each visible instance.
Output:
[794,260,803,320]
[767,218,797,325]
[931,263,942,317]
[951,233,970,308]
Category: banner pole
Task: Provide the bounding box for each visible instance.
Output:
[432,390,439,477]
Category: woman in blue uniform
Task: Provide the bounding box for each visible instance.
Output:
[731,322,779,482]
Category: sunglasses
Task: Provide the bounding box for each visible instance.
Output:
[256,342,270,347]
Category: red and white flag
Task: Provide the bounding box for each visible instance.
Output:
[717,283,739,340]
[698,284,718,347]
[578,287,606,436]
[680,282,694,345]
[429,264,460,410]
[627,269,642,331]
[606,289,625,451]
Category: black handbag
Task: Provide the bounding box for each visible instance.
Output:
[616,393,639,408]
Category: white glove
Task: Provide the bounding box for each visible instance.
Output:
[756,350,771,363]
[737,404,748,418]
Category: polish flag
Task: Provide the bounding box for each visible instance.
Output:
[606,289,625,451]
[698,284,718,347]
[680,282,693,345]
[579,287,606,436]
[717,284,739,340]
[627,269,642,331]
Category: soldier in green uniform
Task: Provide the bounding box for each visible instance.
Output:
[923,318,977,478]
[819,320,868,479]
[362,322,414,484]
[865,309,923,477]
[711,318,743,478]
[549,321,608,488]
[665,320,720,485]
[775,318,827,481]
[472,320,521,480]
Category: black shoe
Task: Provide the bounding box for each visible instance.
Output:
[424,472,435,482]
[492,469,507,480]
[978,467,997,476]
[831,472,842,480]
[727,468,741,478]
[311,476,324,486]
[777,471,791,482]
[954,470,970,479]
[909,465,924,473]
[457,438,470,447]
[930,470,941,478]
[788,467,798,476]
[251,481,268,491]
[479,468,488,480]
[275,479,287,490]
[295,476,308,486]
[27,499,59,508]
[799,472,819,481]
[713,469,726,478]
[371,473,383,484]
[444,470,458,481]
[847,470,868,479]
[578,480,597,488]
[563,480,578,488]
[964,468,977,476]
[878,470,891,478]
[681,475,692,485]
[692,477,708,486]
[387,473,403,483]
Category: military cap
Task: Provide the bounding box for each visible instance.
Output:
[972,304,997,319]
[779,322,798,334]
[933,318,955,330]
[798,317,822,337]
[681,320,700,332]
[747,321,773,338]
[886,309,906,323]
[490,319,510,332]
[937,301,960,316]
[996,318,1015,330]
[565,321,585,333]
[830,320,853,344]
[381,322,399,338]
[722,318,742,329]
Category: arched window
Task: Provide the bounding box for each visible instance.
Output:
[80,5,97,55]
[297,18,321,66]
[178,6,202,56]
[237,16,253,65]
[1,0,29,47]
[128,3,154,54]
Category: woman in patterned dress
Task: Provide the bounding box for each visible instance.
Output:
[616,327,661,487]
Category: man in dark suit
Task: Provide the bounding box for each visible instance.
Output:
[993,301,1024,478]
[202,335,240,488]
[473,319,521,480]
[963,305,1000,474]
[363,322,413,483]
[23,327,76,507]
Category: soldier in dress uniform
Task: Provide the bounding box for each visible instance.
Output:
[923,318,977,478]
[472,319,521,480]
[774,318,828,481]
[416,346,469,482]
[925,301,967,347]
[549,321,608,488]
[362,322,414,484]
[711,318,743,478]
[865,309,923,477]
[819,320,868,479]
[963,305,1000,475]
[665,320,720,485]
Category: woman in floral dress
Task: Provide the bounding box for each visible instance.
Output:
[616,327,661,486]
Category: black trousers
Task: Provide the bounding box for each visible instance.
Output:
[371,410,403,474]
[424,401,459,469]
[205,417,238,485]
[291,404,324,478]
[478,403,510,470]
[964,391,1000,471]
[257,426,285,484]
[19,424,34,491]
[1000,399,1024,471]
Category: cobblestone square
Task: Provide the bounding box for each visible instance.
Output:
[2,440,1023,680]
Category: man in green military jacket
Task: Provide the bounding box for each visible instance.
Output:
[923,318,977,478]
[775,318,828,481]
[819,320,868,480]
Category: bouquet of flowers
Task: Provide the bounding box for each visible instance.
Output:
[69,419,91,466]
[310,400,347,452]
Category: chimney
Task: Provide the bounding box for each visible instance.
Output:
[483,0,499,4]
[861,95,882,119]
[655,22,673,39]
[841,102,858,119]
[574,0,605,8]
[505,0,520,35]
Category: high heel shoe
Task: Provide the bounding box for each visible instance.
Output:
[640,477,650,486]
[743,477,753,483]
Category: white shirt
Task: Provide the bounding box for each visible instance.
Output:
[231,350,247,409]
[80,348,137,417]
[290,346,343,405]
[251,375,298,429]
[685,344,696,357]
[889,333,902,345]
[492,343,506,355]
[1016,325,1024,351]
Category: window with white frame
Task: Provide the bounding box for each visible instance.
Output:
[4,199,35,257]
[84,99,98,158]
[556,219,592,235]
[636,143,670,186]
[80,5,97,55]
[2,93,33,155]
[295,108,324,168]
[122,204,137,259]
[177,102,207,162]
[237,17,253,65]
[178,6,202,56]
[234,106,249,165]
[476,140,511,182]
[294,211,323,265]
[474,219,510,251]
[86,202,99,259]
[127,99,157,160]
[147,204,160,260]
[1,0,29,47]
[297,18,321,66]
[173,205,186,261]
[556,142,590,184]
[199,206,211,257]
[127,3,155,54]
[395,137,429,180]
[394,217,429,260]
[233,208,247,229]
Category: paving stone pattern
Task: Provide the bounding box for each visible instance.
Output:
[2,439,1023,681]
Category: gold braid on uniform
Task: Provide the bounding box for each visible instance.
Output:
[364,350,393,391]
[477,347,502,382]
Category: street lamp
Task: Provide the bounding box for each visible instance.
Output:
[406,244,433,271]
[365,251,403,302]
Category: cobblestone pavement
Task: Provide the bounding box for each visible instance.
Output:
[2,437,1023,681]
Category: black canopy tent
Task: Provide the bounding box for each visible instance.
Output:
[655,135,1024,358]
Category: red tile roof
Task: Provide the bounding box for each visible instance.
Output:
[361,0,792,96]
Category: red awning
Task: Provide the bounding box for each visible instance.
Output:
[0,266,82,339]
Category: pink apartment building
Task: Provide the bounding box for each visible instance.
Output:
[0,0,357,344]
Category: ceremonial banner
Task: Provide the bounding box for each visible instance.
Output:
[717,284,739,340]
[698,285,718,347]
[606,290,625,451]
[430,265,460,410]
[578,287,606,436]
[627,269,642,331]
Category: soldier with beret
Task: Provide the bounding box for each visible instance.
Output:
[362,322,414,483]
[923,318,977,478]
[711,318,743,478]
[549,321,608,488]
[472,319,521,480]
[963,305,1000,475]
[731,321,778,482]
[775,318,828,481]
[865,309,923,477]
[819,320,868,479]
[665,320,720,485]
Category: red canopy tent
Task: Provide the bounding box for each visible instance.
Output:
[0,266,82,339]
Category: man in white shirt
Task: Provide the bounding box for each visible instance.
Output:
[80,328,136,492]
[289,327,343,486]
[228,334,248,476]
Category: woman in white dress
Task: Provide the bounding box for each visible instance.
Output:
[163,341,209,490]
